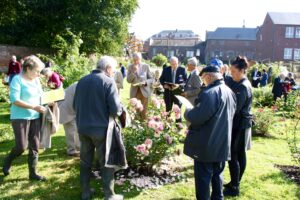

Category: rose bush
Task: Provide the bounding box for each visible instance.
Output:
[123,96,186,172]
[252,107,276,136]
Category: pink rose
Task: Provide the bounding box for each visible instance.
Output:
[148,120,156,129]
[136,102,144,112]
[173,104,180,114]
[175,112,181,120]
[135,144,146,153]
[144,139,153,149]
[130,98,138,107]
[177,123,184,129]
[161,111,169,118]
[143,150,150,156]
[164,134,173,144]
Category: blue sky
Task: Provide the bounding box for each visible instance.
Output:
[129,0,300,40]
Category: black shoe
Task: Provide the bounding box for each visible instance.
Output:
[223,186,240,197]
[81,188,95,200]
[29,174,47,181]
[223,182,232,189]
[3,166,10,176]
[3,155,13,176]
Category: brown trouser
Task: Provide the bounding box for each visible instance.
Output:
[135,88,148,120]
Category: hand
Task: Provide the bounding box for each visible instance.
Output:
[33,105,47,114]
[48,102,55,107]
[164,84,170,89]
[181,92,187,97]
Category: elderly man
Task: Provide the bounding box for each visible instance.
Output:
[184,65,236,200]
[160,56,187,121]
[182,57,202,106]
[127,52,153,119]
[58,82,80,157]
[7,55,22,85]
[74,56,123,200]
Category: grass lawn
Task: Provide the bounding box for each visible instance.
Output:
[0,81,299,200]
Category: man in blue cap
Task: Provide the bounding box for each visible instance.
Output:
[184,65,236,200]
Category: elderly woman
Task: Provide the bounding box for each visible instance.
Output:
[224,56,253,197]
[2,55,47,181]
[41,67,62,89]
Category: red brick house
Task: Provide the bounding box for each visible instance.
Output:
[256,12,300,62]
[204,27,258,63]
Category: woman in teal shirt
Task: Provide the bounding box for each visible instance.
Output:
[2,55,47,181]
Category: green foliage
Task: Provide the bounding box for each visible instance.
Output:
[0,0,138,55]
[276,90,300,117]
[151,54,168,67]
[123,96,185,171]
[0,82,9,103]
[38,31,93,88]
[0,124,14,142]
[252,107,276,136]
[252,87,274,107]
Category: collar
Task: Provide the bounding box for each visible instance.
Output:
[191,69,198,75]
[92,69,104,74]
[207,79,224,88]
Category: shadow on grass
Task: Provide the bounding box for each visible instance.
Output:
[0,135,143,199]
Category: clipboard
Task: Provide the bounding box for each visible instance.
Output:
[132,81,146,87]
[175,95,194,109]
[41,87,65,104]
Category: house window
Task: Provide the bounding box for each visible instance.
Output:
[285,27,294,38]
[152,48,157,56]
[196,49,200,56]
[284,48,293,60]
[167,50,174,57]
[186,51,194,58]
[294,49,300,60]
[295,27,300,38]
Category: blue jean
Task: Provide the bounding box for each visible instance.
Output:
[194,160,225,200]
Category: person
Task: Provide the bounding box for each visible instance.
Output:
[260,69,268,87]
[127,52,153,119]
[119,63,126,78]
[58,82,80,157]
[2,55,47,181]
[285,72,296,88]
[114,70,124,94]
[7,55,22,85]
[272,73,285,102]
[251,67,261,88]
[152,69,164,95]
[182,57,202,105]
[184,65,236,200]
[160,56,187,121]
[73,56,124,200]
[41,68,63,89]
[224,56,253,197]
[267,65,273,84]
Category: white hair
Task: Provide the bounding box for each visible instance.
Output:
[205,72,223,81]
[96,56,117,72]
[169,56,178,63]
[132,52,142,60]
[187,57,198,66]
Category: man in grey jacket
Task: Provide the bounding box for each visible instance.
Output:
[73,56,123,200]
[184,65,236,200]
[182,57,202,105]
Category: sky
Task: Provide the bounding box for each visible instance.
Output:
[129,0,300,40]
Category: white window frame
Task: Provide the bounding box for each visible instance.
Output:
[285,27,294,38]
[186,51,194,58]
[284,48,293,60]
[295,27,300,38]
[294,48,300,60]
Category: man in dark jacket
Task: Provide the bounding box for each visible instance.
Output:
[184,66,236,200]
[160,56,187,121]
[74,56,123,200]
[272,73,285,102]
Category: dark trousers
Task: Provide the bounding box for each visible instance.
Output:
[4,119,41,172]
[163,89,182,122]
[79,133,116,198]
[194,160,225,200]
[228,128,247,187]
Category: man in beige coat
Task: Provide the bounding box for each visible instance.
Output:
[127,52,153,119]
[58,82,80,156]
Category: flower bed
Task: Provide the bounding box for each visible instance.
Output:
[123,96,186,173]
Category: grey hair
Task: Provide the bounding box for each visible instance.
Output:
[205,72,223,81]
[187,57,198,66]
[41,67,52,75]
[96,56,117,72]
[169,56,178,63]
[132,52,142,60]
[22,55,45,72]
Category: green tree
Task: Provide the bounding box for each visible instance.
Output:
[0,0,138,55]
[151,53,168,67]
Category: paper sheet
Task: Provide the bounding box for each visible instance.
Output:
[175,95,194,109]
[41,87,65,104]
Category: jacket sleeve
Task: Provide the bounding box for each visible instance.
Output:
[106,81,122,117]
[126,65,138,83]
[235,85,248,114]
[186,75,202,97]
[159,68,166,85]
[185,91,218,125]
[145,64,154,85]
[182,68,188,82]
